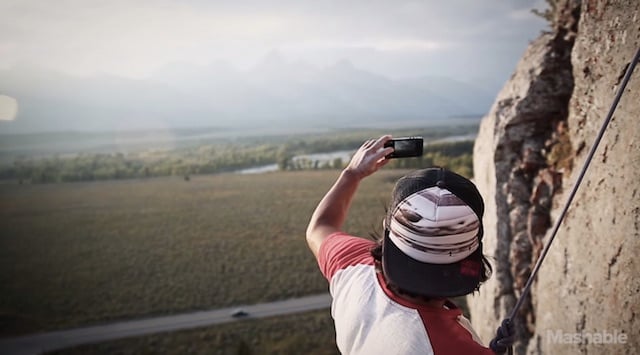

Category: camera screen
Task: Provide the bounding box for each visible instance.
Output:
[394,139,421,155]
[384,137,423,158]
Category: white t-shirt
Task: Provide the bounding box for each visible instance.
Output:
[318,232,493,355]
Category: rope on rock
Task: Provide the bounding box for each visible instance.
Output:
[504,47,640,355]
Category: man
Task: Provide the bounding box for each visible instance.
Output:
[306,135,513,354]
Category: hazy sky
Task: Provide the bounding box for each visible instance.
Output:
[0,0,548,81]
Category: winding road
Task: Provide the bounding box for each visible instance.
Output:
[0,293,332,355]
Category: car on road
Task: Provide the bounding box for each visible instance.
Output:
[230,308,249,318]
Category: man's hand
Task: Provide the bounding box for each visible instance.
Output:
[344,135,394,180]
[489,319,515,354]
[306,135,394,258]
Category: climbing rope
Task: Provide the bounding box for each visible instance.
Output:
[504,46,640,354]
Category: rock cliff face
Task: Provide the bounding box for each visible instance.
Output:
[469,1,639,354]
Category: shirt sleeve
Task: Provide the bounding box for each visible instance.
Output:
[317,232,375,281]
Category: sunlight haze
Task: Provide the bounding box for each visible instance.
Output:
[0,95,18,121]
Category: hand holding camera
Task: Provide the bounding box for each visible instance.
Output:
[384,136,424,159]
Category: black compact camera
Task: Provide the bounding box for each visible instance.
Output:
[384,137,424,159]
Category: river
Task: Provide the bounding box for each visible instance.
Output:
[237,150,354,174]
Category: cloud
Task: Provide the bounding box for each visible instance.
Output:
[0,0,547,81]
[284,38,452,53]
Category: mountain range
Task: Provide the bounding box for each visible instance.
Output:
[0,52,495,134]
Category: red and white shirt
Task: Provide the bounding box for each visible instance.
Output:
[318,232,494,355]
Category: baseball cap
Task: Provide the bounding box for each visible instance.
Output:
[382,167,485,297]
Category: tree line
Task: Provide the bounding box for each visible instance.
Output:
[0,139,475,184]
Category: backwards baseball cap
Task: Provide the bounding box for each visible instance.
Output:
[382,167,486,297]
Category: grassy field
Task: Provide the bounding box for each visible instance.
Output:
[0,169,405,336]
